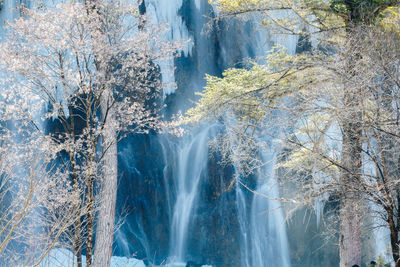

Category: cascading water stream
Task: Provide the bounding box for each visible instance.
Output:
[236,186,251,267]
[122,0,294,266]
[250,150,291,267]
[234,136,290,267]
[169,125,216,262]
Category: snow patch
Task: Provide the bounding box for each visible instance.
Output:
[39,248,146,267]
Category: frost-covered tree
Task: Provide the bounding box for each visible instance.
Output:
[0,1,176,266]
[0,118,81,266]
[186,1,400,266]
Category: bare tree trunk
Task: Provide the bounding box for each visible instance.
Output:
[82,0,118,264]
[85,101,97,267]
[68,103,83,267]
[86,172,95,267]
[73,192,83,267]
[340,127,362,267]
[93,101,118,267]
[388,208,400,267]
[339,29,363,267]
[340,191,362,267]
[76,243,82,267]
[339,119,362,266]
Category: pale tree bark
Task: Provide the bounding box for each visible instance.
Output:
[339,103,362,267]
[93,96,118,267]
[81,0,118,265]
[339,113,362,267]
[339,29,363,267]
[340,118,362,267]
[339,187,362,267]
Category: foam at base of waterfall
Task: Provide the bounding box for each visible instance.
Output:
[38,248,146,267]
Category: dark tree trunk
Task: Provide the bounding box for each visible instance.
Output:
[388,209,399,267]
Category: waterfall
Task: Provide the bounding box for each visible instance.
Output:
[236,186,251,267]
[0,0,315,266]
[169,125,217,263]
[113,0,295,266]
[234,140,291,267]
[250,150,291,267]
[137,0,293,266]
